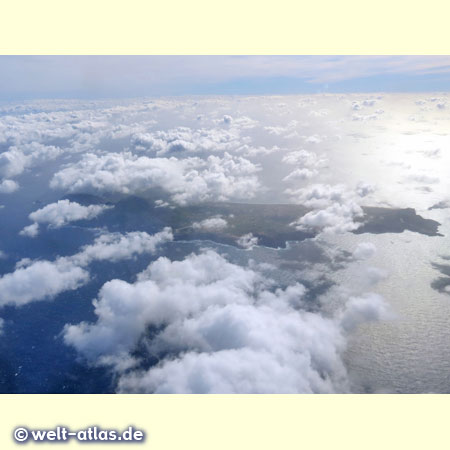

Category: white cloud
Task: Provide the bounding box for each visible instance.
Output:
[303,134,322,144]
[0,259,89,307]
[0,143,61,179]
[352,99,377,111]
[406,173,440,185]
[237,233,258,249]
[353,242,377,260]
[0,147,28,178]
[355,182,375,197]
[0,179,19,194]
[352,113,379,121]
[281,149,327,169]
[339,294,390,332]
[192,216,228,231]
[132,126,249,156]
[50,152,261,205]
[291,202,363,234]
[19,223,39,238]
[287,183,368,234]
[21,200,111,236]
[0,228,173,307]
[283,168,317,182]
[71,227,173,267]
[63,249,389,393]
[264,120,298,137]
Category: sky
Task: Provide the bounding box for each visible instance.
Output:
[1,56,450,101]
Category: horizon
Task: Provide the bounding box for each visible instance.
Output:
[1,56,450,101]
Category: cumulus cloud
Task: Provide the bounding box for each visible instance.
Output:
[0,143,61,179]
[70,227,173,267]
[192,216,228,231]
[0,179,19,194]
[0,228,173,307]
[50,152,261,205]
[339,293,390,332]
[264,120,298,137]
[351,99,377,111]
[237,233,258,249]
[281,149,327,169]
[355,182,375,197]
[287,183,369,234]
[63,249,389,393]
[292,202,363,234]
[303,134,323,144]
[20,200,112,236]
[19,223,39,238]
[283,168,318,182]
[0,147,28,178]
[353,242,377,260]
[131,126,250,156]
[0,259,89,307]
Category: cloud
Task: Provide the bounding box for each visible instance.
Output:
[303,134,323,144]
[281,149,327,169]
[287,183,369,234]
[351,113,380,121]
[0,228,173,307]
[283,168,318,182]
[70,227,173,267]
[192,216,228,231]
[237,233,258,249]
[63,249,389,393]
[264,120,298,137]
[131,126,250,156]
[351,99,377,111]
[339,294,390,332]
[405,173,440,185]
[355,182,375,197]
[0,179,19,193]
[20,200,111,236]
[0,143,61,179]
[19,223,39,238]
[353,242,377,260]
[291,202,363,234]
[0,259,89,307]
[0,147,28,178]
[50,152,261,205]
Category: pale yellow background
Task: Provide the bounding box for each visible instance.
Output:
[1,0,449,54]
[2,395,450,449]
[1,0,450,449]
